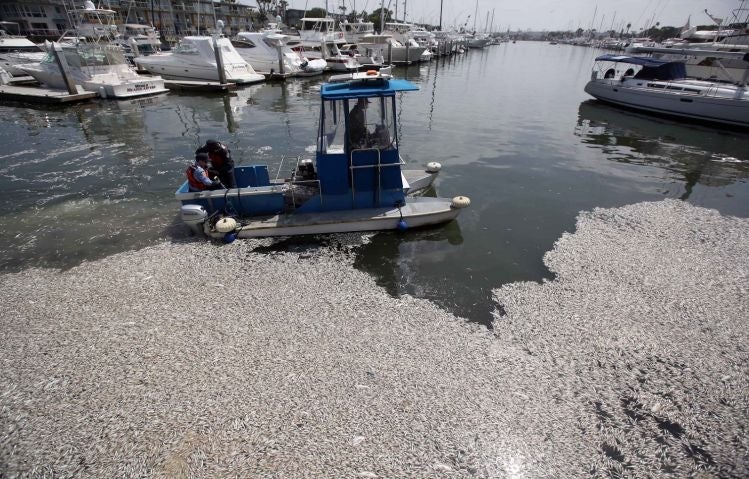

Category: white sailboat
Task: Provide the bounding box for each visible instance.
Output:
[584,53,749,128]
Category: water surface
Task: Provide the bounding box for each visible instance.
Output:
[1,41,747,324]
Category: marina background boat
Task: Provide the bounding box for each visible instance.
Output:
[1,41,747,325]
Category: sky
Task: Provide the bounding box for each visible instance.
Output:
[267,0,743,31]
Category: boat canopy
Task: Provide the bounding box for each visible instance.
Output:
[594,54,674,67]
[594,54,687,80]
[321,74,418,100]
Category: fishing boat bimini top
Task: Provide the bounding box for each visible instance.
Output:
[321,68,418,100]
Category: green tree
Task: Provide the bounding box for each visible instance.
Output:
[307,7,327,18]
[256,0,274,23]
[369,7,392,32]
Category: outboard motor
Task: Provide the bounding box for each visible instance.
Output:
[295,158,316,181]
[180,204,207,234]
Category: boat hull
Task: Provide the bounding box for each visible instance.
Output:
[207,196,461,238]
[20,63,169,99]
[135,57,265,84]
[584,80,749,128]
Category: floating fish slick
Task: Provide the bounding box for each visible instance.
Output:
[176,68,470,239]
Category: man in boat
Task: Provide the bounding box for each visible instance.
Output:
[186,153,224,192]
[195,140,236,189]
[348,97,370,149]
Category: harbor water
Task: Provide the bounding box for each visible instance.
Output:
[1,41,748,324]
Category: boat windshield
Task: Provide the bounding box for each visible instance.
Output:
[41,45,127,67]
[301,19,334,32]
[174,42,200,54]
[319,95,396,154]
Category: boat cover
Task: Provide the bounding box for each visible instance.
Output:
[594,54,676,67]
[181,36,246,65]
[321,78,418,100]
[594,54,687,80]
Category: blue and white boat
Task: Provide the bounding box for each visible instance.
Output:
[584,53,749,128]
[176,68,470,240]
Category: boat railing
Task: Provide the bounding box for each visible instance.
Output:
[274,154,294,180]
[350,147,402,203]
[276,155,324,210]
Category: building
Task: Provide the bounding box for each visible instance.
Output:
[0,0,257,42]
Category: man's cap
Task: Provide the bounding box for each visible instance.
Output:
[358,97,371,104]
[195,152,209,162]
[205,139,223,151]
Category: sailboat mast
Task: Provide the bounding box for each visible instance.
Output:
[473,0,478,32]
[439,0,443,30]
[380,0,384,32]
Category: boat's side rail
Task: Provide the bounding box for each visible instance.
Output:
[287,178,323,209]
[349,147,404,206]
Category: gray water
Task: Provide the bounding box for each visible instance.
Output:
[1,41,748,324]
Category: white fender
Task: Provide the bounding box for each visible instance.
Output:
[215,217,237,233]
[451,196,471,209]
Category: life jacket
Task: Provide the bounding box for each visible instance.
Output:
[186,164,207,191]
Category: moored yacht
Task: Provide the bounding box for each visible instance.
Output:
[584,53,749,128]
[135,36,265,84]
[0,28,45,76]
[232,31,326,78]
[298,17,346,45]
[341,20,375,43]
[627,39,749,83]
[355,34,426,65]
[20,41,168,98]
[295,39,360,72]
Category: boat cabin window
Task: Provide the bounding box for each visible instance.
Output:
[174,42,199,54]
[319,96,397,154]
[301,19,333,32]
[604,68,615,79]
[232,39,256,48]
[263,38,282,49]
[319,99,348,154]
[346,96,396,151]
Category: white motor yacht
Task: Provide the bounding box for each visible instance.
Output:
[135,36,265,84]
[584,54,749,128]
[0,29,45,76]
[298,17,346,45]
[296,40,360,72]
[341,20,375,44]
[117,24,162,60]
[20,42,168,99]
[232,32,325,77]
[356,34,426,65]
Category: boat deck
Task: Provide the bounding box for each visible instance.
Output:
[163,80,238,91]
[0,84,98,103]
